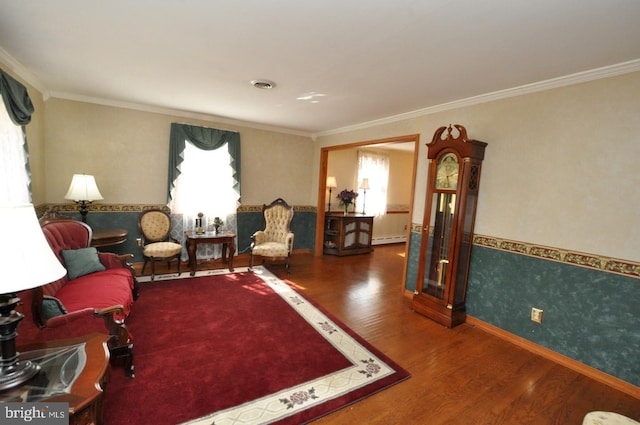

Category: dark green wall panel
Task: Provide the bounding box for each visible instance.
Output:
[467,246,639,387]
[237,210,316,255]
[405,230,640,387]
[78,209,316,263]
[405,232,421,292]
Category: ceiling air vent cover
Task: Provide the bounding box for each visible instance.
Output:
[250,79,276,89]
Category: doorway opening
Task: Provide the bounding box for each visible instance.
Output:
[316,134,420,289]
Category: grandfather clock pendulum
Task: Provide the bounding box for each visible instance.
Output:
[411,124,487,328]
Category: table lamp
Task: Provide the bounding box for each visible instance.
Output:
[326,176,337,213]
[0,204,66,390]
[359,178,370,215]
[64,174,103,223]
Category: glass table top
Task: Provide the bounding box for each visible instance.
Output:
[0,343,86,402]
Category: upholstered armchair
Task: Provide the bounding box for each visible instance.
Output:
[250,198,294,273]
[138,209,182,280]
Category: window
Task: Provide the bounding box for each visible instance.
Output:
[169,141,239,217]
[0,100,30,203]
[357,150,389,216]
[167,123,241,260]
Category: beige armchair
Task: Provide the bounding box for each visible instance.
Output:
[250,198,294,273]
[138,209,182,280]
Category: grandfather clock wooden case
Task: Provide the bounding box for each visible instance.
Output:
[411,124,487,328]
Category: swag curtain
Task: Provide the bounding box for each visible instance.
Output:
[167,123,241,260]
[168,123,241,201]
[0,68,34,203]
[0,69,35,126]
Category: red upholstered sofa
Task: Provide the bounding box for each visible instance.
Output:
[16,219,138,377]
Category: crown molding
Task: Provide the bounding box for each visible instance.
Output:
[314,59,640,138]
[47,91,314,138]
[0,46,50,99]
[3,43,638,139]
[0,45,312,137]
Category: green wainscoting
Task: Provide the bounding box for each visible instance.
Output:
[405,229,640,387]
[236,205,316,255]
[38,204,317,263]
[51,210,148,260]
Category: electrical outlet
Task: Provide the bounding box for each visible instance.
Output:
[531,307,543,324]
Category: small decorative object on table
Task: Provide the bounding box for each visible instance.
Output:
[195,212,205,234]
[337,189,358,215]
[212,216,224,233]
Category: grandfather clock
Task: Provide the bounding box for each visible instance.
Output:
[411,124,487,327]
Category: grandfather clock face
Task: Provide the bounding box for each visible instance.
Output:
[435,153,459,190]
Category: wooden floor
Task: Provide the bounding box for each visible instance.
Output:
[133,245,640,425]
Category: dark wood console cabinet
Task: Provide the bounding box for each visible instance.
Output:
[323,213,373,256]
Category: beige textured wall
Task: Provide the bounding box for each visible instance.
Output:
[315,71,640,262]
[10,64,640,262]
[386,149,413,207]
[326,149,358,208]
[43,98,314,206]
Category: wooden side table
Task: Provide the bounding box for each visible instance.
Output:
[6,334,110,425]
[91,228,128,248]
[185,230,236,275]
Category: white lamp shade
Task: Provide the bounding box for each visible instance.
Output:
[1,204,66,293]
[326,176,337,188]
[64,174,103,201]
[360,178,370,190]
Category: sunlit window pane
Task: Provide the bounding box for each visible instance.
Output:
[0,101,30,203]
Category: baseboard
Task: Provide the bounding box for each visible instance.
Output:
[465,315,640,400]
[372,236,406,245]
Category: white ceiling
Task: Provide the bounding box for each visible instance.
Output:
[1,1,639,137]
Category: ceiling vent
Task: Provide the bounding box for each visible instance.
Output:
[250,79,276,89]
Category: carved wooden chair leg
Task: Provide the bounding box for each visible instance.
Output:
[132,277,140,300]
[99,307,135,378]
[109,341,135,378]
[150,259,156,280]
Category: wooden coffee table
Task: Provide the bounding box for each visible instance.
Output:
[6,333,110,425]
[185,230,236,275]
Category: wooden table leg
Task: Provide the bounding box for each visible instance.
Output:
[221,243,228,264]
[187,239,197,276]
[220,242,234,272]
[228,239,235,272]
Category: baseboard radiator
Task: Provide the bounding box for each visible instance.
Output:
[372,235,407,245]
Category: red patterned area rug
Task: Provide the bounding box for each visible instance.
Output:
[104,267,410,425]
